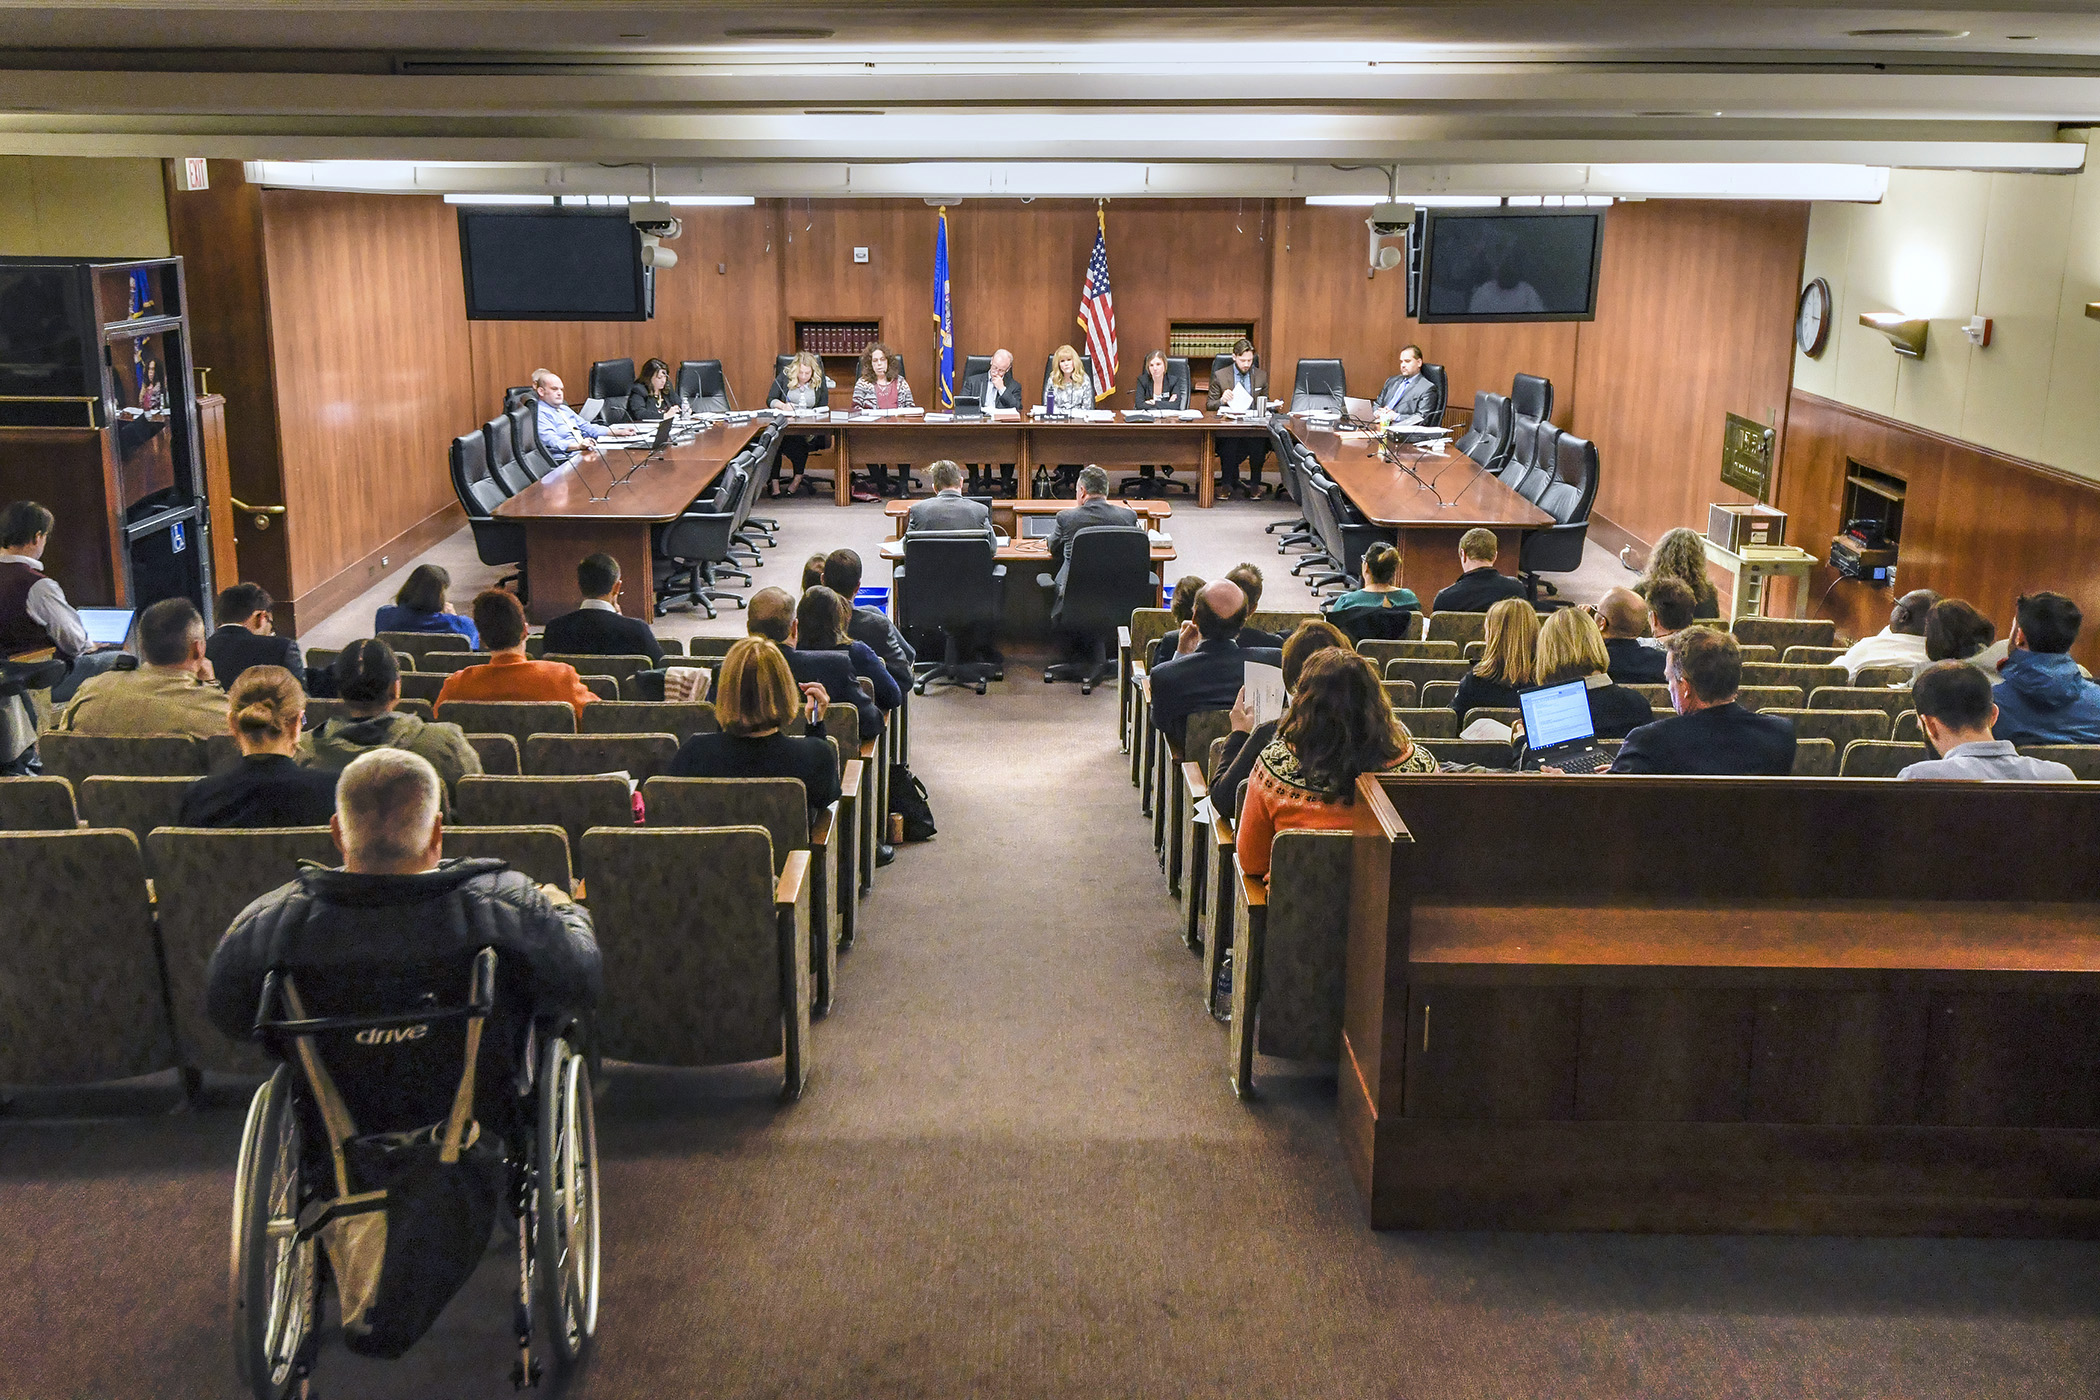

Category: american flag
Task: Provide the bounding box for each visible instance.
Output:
[1077,208,1117,401]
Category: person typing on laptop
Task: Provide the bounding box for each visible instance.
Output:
[0,500,134,703]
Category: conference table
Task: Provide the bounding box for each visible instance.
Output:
[813,411,1272,508]
[877,498,1180,632]
[493,421,764,622]
[1292,427,1555,603]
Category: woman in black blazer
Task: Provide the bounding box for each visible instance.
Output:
[626,358,674,422]
[665,638,840,825]
[1131,349,1188,494]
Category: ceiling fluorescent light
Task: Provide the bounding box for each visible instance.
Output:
[1306,194,1504,208]
[1305,195,1380,206]
[443,194,555,205]
[665,196,757,206]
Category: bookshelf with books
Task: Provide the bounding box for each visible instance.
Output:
[794,318,883,407]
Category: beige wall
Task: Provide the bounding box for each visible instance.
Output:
[0,156,171,258]
[1793,136,2100,480]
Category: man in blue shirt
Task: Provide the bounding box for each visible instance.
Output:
[1992,591,2100,744]
[532,368,606,463]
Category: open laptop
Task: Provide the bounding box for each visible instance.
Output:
[77,607,137,649]
[1343,395,1380,422]
[1518,679,1612,773]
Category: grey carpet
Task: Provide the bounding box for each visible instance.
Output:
[9,672,2100,1397]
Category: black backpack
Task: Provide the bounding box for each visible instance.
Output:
[889,762,937,842]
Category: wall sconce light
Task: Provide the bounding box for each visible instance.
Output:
[1962,316,1993,348]
[1860,311,1928,359]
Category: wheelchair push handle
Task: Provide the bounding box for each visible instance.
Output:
[251,947,499,1041]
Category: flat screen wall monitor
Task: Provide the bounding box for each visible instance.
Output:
[458,210,652,322]
[1416,209,1606,324]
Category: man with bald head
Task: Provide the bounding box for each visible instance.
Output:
[1146,578,1283,756]
[1834,587,1941,681]
[1597,587,1667,685]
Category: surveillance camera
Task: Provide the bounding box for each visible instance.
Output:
[1366,201,1416,236]
[628,200,682,240]
[640,238,678,269]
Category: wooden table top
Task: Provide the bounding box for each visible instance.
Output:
[832,411,1268,432]
[1298,427,1554,530]
[492,422,765,523]
[880,498,1174,519]
[878,537,1177,565]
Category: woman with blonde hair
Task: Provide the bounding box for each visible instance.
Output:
[769,350,831,496]
[1235,648,1437,879]
[664,636,840,823]
[1045,344,1096,414]
[851,343,915,496]
[1634,527,1721,619]
[1450,596,1538,723]
[178,665,338,827]
[1526,605,1653,749]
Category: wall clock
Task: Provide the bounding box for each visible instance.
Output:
[1797,277,1833,358]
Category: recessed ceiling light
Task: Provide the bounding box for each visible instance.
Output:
[618,32,647,39]
[2007,33,2039,40]
[1635,110,1724,118]
[1846,26,1971,38]
[805,108,882,117]
[724,26,836,39]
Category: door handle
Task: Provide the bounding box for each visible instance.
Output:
[230,498,286,530]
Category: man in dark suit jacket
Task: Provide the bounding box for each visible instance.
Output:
[1043,467,1141,587]
[821,547,915,686]
[1149,579,1283,756]
[904,460,997,540]
[1598,587,1667,686]
[541,554,665,663]
[1608,628,1796,775]
[960,349,1026,495]
[747,587,884,739]
[204,582,303,686]
[1222,561,1285,649]
[1206,339,1272,497]
[1430,528,1528,614]
[1374,344,1440,422]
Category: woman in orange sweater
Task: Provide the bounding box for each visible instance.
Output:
[1234,648,1436,880]
[434,589,596,720]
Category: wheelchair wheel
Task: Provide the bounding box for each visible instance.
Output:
[231,1066,320,1400]
[536,1035,601,1367]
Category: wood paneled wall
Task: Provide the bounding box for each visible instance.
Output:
[1778,391,2100,668]
[1573,200,1808,552]
[259,191,477,623]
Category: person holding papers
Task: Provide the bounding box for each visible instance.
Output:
[1211,619,1350,824]
[768,351,830,496]
[1206,338,1272,498]
[851,344,916,497]
[531,368,606,463]
[1131,350,1190,494]
[626,359,675,422]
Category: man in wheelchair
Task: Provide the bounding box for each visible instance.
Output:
[206,749,603,1397]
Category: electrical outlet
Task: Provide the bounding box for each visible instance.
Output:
[381,556,389,567]
[853,247,870,264]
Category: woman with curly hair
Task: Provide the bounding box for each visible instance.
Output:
[1632,527,1721,619]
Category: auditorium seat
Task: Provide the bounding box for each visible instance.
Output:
[581,700,720,742]
[0,830,173,1089]
[1421,680,1460,709]
[443,823,576,892]
[1426,611,1490,645]
[1229,828,1353,1097]
[1463,641,1487,663]
[1737,645,1780,663]
[1854,664,1919,689]
[1808,686,1914,724]
[434,698,576,749]
[1626,683,1672,710]
[1393,707,1460,739]
[78,776,195,874]
[1415,738,1516,769]
[392,677,446,707]
[1457,706,1521,733]
[0,775,78,831]
[1782,645,1848,666]
[375,630,472,666]
[1892,710,1921,743]
[1735,685,1805,711]
[1840,740,1928,776]
[1166,708,1235,897]
[1386,657,1471,691]
[580,826,811,1098]
[418,651,491,674]
[524,732,678,782]
[1364,640,1460,667]
[454,775,629,871]
[1792,738,1839,776]
[466,732,520,775]
[1732,617,1837,652]
[643,775,843,1015]
[1743,661,1848,696]
[1759,708,1892,750]
[2021,744,2100,780]
[1381,680,1421,708]
[39,733,205,788]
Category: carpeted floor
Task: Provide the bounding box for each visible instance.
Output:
[11,498,2099,1396]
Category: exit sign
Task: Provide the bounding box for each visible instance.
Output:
[179,158,209,191]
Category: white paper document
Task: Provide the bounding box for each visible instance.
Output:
[1459,717,1514,742]
[1243,661,1287,729]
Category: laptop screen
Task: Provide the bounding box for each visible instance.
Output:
[1021,516,1057,539]
[1518,679,1596,750]
[77,608,136,647]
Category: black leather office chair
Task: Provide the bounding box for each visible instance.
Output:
[450,432,526,597]
[1453,391,1513,474]
[588,358,637,423]
[772,353,839,399]
[1520,431,1599,603]
[949,353,1015,496]
[478,415,526,497]
[897,532,1006,694]
[509,405,560,481]
[503,385,534,413]
[1040,351,1099,407]
[1290,358,1347,414]
[1043,527,1156,692]
[1419,363,1449,427]
[1510,372,1554,425]
[677,360,731,412]
[652,465,749,618]
[1210,350,1261,380]
[960,354,992,383]
[1125,359,1193,498]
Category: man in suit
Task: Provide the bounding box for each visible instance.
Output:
[1598,588,1667,685]
[1148,579,1283,757]
[1043,466,1140,586]
[904,460,996,540]
[1206,338,1272,498]
[205,581,304,686]
[822,548,915,686]
[1430,528,1527,614]
[1374,344,1439,422]
[542,554,665,663]
[1224,562,1284,649]
[747,586,886,738]
[1606,627,1796,775]
[961,350,1025,494]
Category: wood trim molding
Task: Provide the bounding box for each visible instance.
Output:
[286,500,464,634]
[1783,391,2100,500]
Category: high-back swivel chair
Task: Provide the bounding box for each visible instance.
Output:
[897,532,1006,695]
[1044,527,1156,692]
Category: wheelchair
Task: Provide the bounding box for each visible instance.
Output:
[229,947,601,1398]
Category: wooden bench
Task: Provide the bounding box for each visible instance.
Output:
[1344,771,2100,1234]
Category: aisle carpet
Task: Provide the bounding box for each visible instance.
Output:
[7,674,2100,1398]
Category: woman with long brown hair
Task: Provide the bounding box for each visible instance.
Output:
[1633,527,1721,619]
[1234,648,1437,879]
[1450,596,1538,724]
[851,343,916,496]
